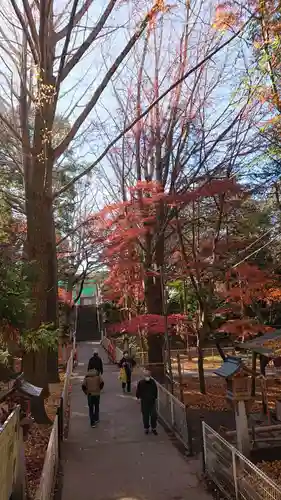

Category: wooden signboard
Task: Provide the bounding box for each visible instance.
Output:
[227,376,252,401]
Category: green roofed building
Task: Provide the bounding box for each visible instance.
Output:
[58,277,98,306]
[58,276,101,341]
[73,278,98,306]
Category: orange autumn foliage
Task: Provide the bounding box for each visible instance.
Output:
[99,178,242,307]
[108,313,193,336]
[223,263,273,304]
[217,264,278,339]
[58,288,73,306]
[213,2,241,31]
[217,318,274,337]
[148,0,177,28]
[212,0,281,126]
[266,287,281,303]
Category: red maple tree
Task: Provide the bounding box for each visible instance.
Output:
[108,313,193,336]
[96,177,247,387]
[99,177,240,306]
[216,263,280,341]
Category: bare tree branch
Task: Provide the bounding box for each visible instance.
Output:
[22,0,40,50]
[55,0,95,41]
[9,0,39,64]
[54,9,155,159]
[54,19,252,198]
[59,0,118,82]
[56,0,80,90]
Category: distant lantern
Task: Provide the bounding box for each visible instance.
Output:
[214,355,253,457]
[214,356,252,403]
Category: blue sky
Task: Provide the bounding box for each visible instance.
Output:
[0,0,261,208]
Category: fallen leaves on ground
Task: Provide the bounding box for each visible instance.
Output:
[181,377,281,412]
[256,460,281,485]
[63,398,71,438]
[172,355,224,371]
[180,378,231,411]
[25,424,52,499]
[25,371,65,499]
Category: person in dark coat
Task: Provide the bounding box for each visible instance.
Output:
[118,351,136,393]
[88,350,103,374]
[136,369,158,435]
[82,369,104,427]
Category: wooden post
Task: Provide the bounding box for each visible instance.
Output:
[176,353,184,403]
[216,342,226,361]
[160,264,174,394]
[57,407,61,459]
[260,355,269,415]
[251,352,257,397]
[186,405,193,456]
[232,448,239,500]
[261,375,271,424]
[252,425,256,448]
[123,335,129,353]
[59,397,64,442]
[201,418,206,473]
[163,345,169,390]
[235,400,250,457]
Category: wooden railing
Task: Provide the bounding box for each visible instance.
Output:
[35,416,59,500]
[60,351,73,439]
[0,406,25,500]
[35,348,73,500]
[102,336,123,363]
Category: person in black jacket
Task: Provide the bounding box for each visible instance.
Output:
[136,369,158,435]
[88,350,103,375]
[118,351,136,393]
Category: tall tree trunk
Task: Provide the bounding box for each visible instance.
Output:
[23,176,58,423]
[22,9,59,397]
[197,335,206,394]
[197,307,208,395]
[47,213,60,383]
[145,275,164,360]
[144,233,165,382]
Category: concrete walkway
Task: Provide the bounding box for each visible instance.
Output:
[61,342,212,500]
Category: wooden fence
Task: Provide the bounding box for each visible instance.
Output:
[58,344,73,367]
[60,350,74,439]
[102,336,123,364]
[35,350,73,500]
[35,416,59,500]
[0,406,25,500]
